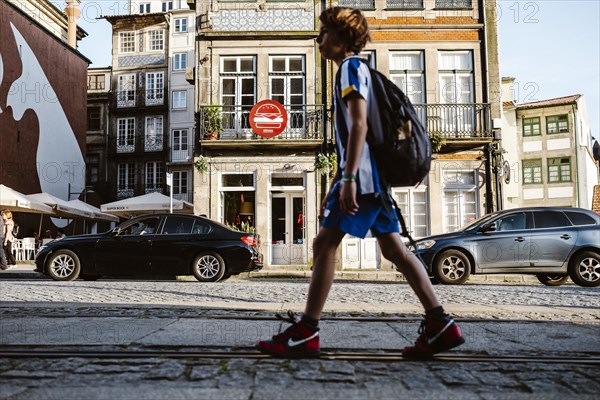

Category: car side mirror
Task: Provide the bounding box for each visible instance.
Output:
[479,223,496,233]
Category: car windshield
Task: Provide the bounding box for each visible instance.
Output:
[459,212,502,231]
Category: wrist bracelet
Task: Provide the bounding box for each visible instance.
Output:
[342,174,356,182]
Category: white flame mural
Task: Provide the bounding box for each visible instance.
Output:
[1,23,85,227]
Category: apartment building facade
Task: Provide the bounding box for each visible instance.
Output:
[188,0,500,269]
[104,12,170,201]
[502,77,599,210]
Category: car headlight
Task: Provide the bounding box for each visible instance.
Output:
[35,245,47,258]
[415,240,436,250]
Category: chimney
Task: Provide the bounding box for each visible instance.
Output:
[65,0,81,48]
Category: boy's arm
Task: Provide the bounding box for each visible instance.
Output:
[339,91,368,215]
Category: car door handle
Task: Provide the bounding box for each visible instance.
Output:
[560,234,572,240]
[514,237,525,242]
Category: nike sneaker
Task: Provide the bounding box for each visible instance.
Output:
[255,311,320,358]
[403,314,465,358]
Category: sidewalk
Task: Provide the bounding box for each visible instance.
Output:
[1,262,540,284]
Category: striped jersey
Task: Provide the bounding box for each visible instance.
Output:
[334,55,385,195]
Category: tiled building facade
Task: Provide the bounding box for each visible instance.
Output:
[188,0,501,269]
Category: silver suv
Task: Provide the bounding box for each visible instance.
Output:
[414,207,600,287]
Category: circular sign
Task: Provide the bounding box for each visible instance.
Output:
[503,160,511,184]
[249,100,288,138]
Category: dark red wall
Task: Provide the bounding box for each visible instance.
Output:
[0,2,88,194]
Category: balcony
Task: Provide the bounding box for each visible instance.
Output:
[198,104,325,149]
[414,103,491,140]
[435,0,472,9]
[173,192,192,203]
[112,90,167,108]
[338,0,375,9]
[386,0,424,9]
[170,148,193,163]
[111,134,166,154]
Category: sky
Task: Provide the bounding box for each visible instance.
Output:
[51,0,600,141]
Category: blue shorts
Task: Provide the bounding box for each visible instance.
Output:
[321,183,399,239]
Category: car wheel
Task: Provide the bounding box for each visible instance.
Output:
[192,252,225,282]
[569,251,600,287]
[46,249,81,281]
[434,250,471,285]
[536,274,569,286]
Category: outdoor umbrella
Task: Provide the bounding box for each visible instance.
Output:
[0,184,54,214]
[100,192,194,218]
[27,193,93,219]
[68,199,120,222]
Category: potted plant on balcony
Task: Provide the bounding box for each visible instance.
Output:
[203,104,222,140]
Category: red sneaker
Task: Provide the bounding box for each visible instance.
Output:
[256,312,320,358]
[403,315,465,358]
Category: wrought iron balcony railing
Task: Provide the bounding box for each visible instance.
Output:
[435,0,472,9]
[112,89,167,108]
[111,134,165,154]
[199,104,325,141]
[387,0,424,9]
[338,0,376,9]
[413,103,492,139]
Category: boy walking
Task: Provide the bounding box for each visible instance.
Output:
[256,7,464,358]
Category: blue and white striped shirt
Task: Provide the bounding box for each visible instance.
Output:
[334,56,384,195]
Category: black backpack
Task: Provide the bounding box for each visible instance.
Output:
[335,58,432,188]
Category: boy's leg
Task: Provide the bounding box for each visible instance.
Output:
[376,233,440,309]
[377,233,464,357]
[304,227,347,320]
[255,226,345,358]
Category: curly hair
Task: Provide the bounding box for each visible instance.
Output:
[319,7,371,54]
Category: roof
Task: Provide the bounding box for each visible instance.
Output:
[517,95,582,110]
[103,12,168,24]
[503,101,516,108]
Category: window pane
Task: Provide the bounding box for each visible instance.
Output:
[223,59,237,73]
[289,58,303,72]
[534,211,570,228]
[240,58,254,72]
[222,173,253,187]
[163,216,195,234]
[272,58,286,72]
[564,212,595,226]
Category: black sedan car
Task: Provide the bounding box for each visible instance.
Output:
[35,214,263,282]
[414,207,600,287]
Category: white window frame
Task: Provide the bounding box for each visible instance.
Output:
[117,163,135,192]
[442,170,478,233]
[173,53,187,70]
[145,72,164,104]
[145,162,164,192]
[438,51,474,104]
[147,29,164,52]
[218,172,256,225]
[172,129,189,152]
[172,91,187,109]
[119,32,136,53]
[173,171,188,196]
[162,1,174,12]
[220,56,256,134]
[269,55,305,135]
[117,117,135,152]
[389,51,425,104]
[392,187,429,239]
[174,17,188,33]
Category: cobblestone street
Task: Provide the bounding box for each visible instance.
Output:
[1,276,598,399]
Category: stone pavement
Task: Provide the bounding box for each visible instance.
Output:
[1,263,599,399]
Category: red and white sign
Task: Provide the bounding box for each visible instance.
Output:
[249,100,288,138]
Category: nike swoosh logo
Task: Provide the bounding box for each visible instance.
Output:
[425,319,454,346]
[287,331,319,347]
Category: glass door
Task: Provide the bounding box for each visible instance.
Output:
[271,193,305,265]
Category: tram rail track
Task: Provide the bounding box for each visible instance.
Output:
[1,348,598,365]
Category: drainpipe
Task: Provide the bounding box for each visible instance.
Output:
[572,104,581,207]
[480,0,495,212]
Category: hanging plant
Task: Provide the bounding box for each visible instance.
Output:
[194,155,209,173]
[315,152,338,178]
[327,152,338,178]
[429,131,446,153]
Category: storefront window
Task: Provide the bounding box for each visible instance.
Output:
[220,173,255,233]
